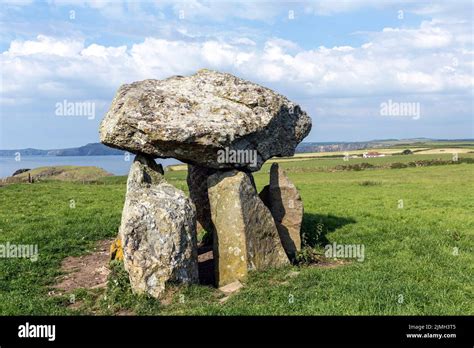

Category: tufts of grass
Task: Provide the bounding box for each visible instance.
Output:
[359,180,382,186]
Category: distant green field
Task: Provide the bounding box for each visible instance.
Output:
[387,141,474,149]
[269,153,474,171]
[0,153,473,315]
[9,165,112,183]
[168,153,474,173]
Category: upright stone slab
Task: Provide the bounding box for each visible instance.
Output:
[260,163,303,260]
[186,164,216,242]
[119,154,198,298]
[208,170,289,287]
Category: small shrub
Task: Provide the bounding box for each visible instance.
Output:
[100,260,135,313]
[359,162,375,169]
[295,247,326,265]
[460,157,474,164]
[359,180,381,186]
[334,163,374,171]
[391,162,408,169]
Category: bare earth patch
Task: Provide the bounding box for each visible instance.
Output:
[54,238,113,293]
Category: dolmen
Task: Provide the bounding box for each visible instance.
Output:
[99,69,312,297]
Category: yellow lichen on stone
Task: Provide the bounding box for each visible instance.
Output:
[110,238,123,261]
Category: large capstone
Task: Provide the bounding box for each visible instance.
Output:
[119,154,199,298]
[260,163,303,260]
[208,170,289,287]
[99,69,312,172]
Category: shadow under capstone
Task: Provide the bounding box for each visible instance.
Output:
[197,244,215,285]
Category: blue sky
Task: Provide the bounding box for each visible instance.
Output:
[0,0,473,149]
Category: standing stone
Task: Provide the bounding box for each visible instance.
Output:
[260,163,303,260]
[119,154,198,298]
[186,164,216,244]
[208,170,289,287]
[99,69,312,172]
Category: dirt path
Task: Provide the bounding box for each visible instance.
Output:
[54,239,113,293]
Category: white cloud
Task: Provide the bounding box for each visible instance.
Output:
[166,0,284,22]
[377,22,453,49]
[5,35,83,57]
[8,0,474,25]
[81,44,127,58]
[230,37,257,46]
[1,19,472,111]
[304,0,385,16]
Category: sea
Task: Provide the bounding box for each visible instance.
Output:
[0,155,181,178]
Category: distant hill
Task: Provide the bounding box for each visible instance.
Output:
[0,139,472,156]
[0,143,125,156]
[296,138,474,153]
[53,143,125,156]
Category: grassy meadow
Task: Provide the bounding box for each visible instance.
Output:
[0,152,473,315]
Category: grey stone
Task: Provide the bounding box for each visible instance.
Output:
[260,163,303,260]
[119,154,198,298]
[99,69,312,171]
[208,170,289,287]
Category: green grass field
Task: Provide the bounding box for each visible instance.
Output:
[0,153,473,315]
